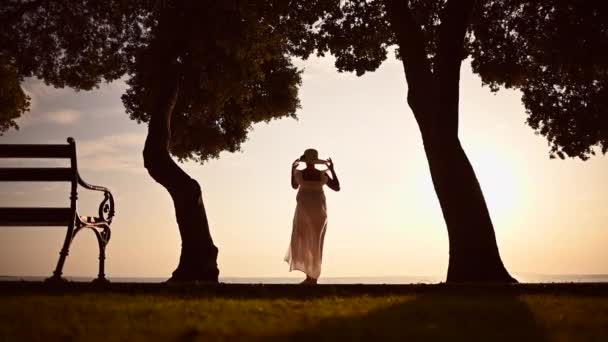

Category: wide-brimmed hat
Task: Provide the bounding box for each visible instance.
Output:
[300,148,325,164]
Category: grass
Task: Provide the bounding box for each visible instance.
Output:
[1,283,608,341]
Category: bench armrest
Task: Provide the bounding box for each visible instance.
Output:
[78,174,115,224]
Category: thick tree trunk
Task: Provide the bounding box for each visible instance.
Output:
[141,60,219,283]
[135,5,219,282]
[387,0,516,282]
[422,132,516,282]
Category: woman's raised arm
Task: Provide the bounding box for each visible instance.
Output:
[291,159,299,189]
[325,158,340,192]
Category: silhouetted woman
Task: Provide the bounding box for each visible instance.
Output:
[285,148,340,285]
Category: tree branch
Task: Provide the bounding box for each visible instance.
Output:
[437,0,476,137]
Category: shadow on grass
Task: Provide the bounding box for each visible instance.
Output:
[268,293,548,342]
[1,282,608,300]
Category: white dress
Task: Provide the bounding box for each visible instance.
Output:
[284,170,329,279]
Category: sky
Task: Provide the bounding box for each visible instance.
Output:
[1,55,607,280]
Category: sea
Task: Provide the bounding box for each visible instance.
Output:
[1,274,608,284]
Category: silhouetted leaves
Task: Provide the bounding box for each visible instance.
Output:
[120,1,339,162]
[2,0,606,159]
[317,0,393,76]
[317,0,608,159]
[0,0,147,89]
[470,0,608,159]
[0,62,29,134]
[0,0,337,161]
[0,0,144,134]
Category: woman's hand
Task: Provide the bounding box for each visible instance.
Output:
[292,159,300,169]
[326,158,335,171]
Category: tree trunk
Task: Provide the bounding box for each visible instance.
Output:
[387,0,516,283]
[134,5,219,282]
[141,46,219,282]
[422,132,516,282]
[142,78,219,282]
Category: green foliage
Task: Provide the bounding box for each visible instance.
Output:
[317,0,608,159]
[3,0,605,160]
[316,0,455,75]
[0,0,147,89]
[0,62,29,134]
[0,0,147,133]
[122,1,306,162]
[316,0,393,76]
[0,0,337,162]
[469,0,608,159]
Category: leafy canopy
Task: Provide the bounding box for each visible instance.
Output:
[3,0,605,159]
[470,0,608,159]
[316,0,608,159]
[0,0,337,161]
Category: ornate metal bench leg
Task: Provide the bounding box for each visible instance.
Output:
[47,222,76,283]
[92,227,111,284]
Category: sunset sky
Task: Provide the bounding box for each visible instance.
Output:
[1,55,607,281]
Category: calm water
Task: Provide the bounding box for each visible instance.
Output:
[2,274,608,284]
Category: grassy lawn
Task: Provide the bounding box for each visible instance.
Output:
[1,285,607,341]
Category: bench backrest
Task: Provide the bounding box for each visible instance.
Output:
[0,138,78,226]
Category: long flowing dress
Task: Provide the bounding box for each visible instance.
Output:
[284,170,329,279]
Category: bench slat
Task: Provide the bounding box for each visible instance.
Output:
[0,144,72,158]
[0,168,74,182]
[0,208,73,226]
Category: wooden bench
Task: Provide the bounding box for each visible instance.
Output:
[0,137,115,283]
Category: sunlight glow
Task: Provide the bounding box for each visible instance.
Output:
[467,148,522,224]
